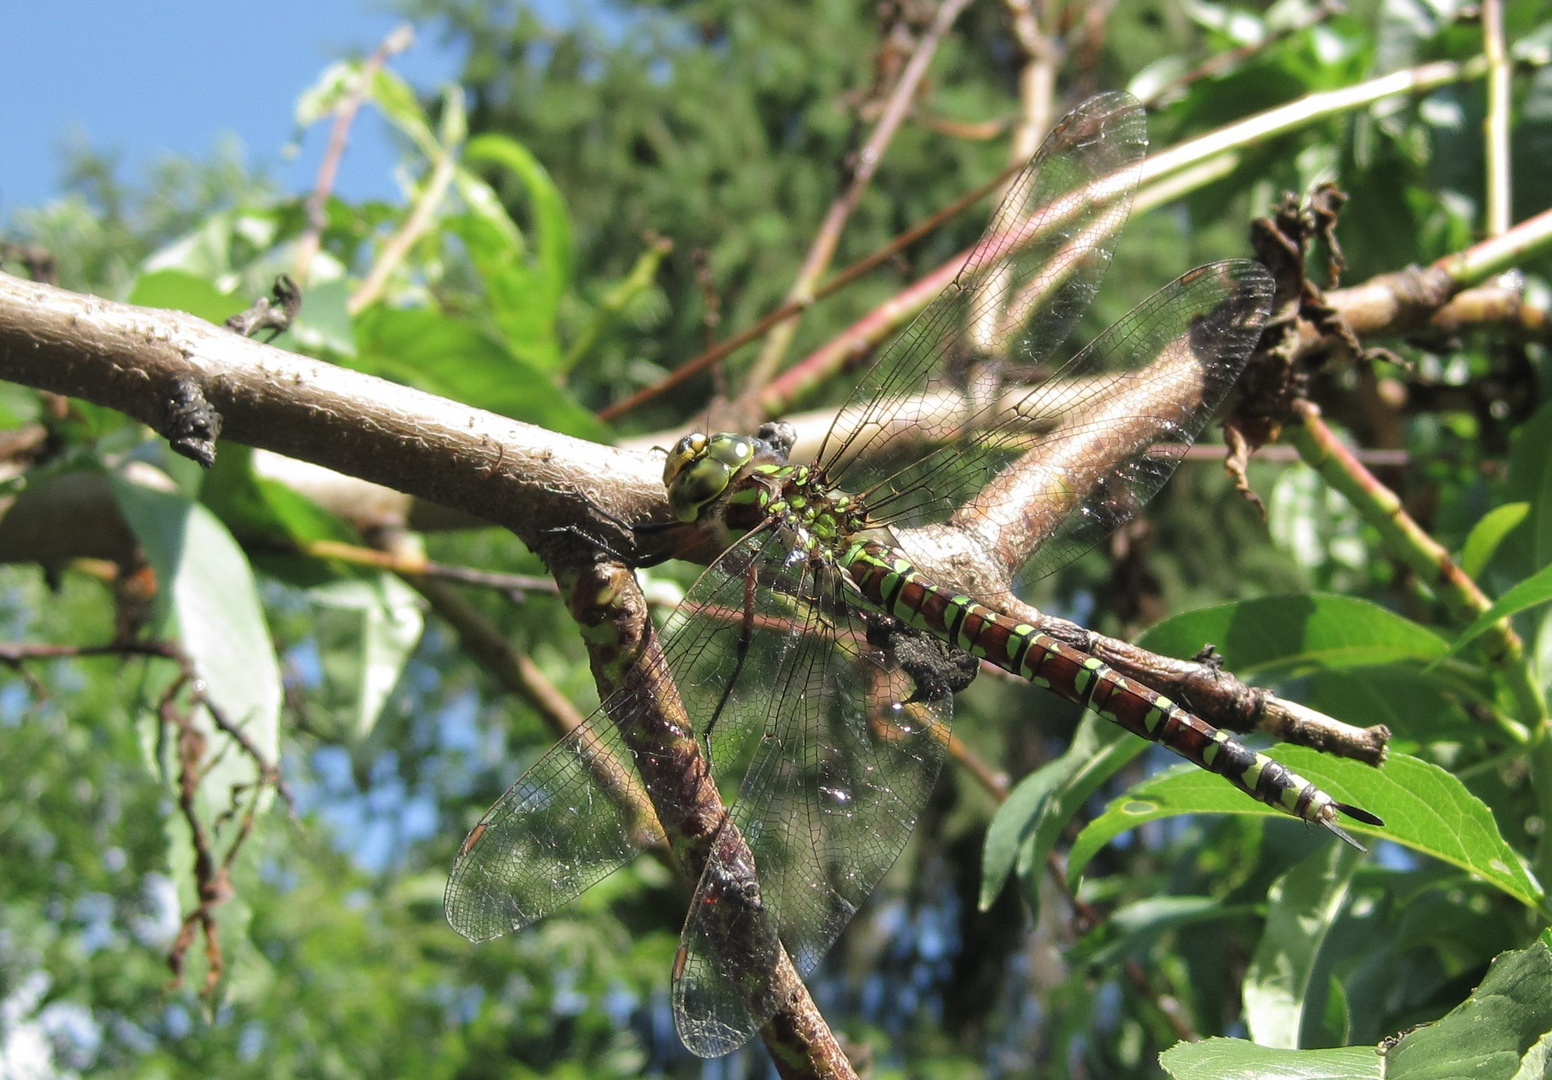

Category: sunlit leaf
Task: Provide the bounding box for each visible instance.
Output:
[111,470,281,809]
[458,133,576,370]
[129,268,245,325]
[1159,1037,1381,1079]
[1446,562,1552,656]
[369,67,439,159]
[1070,749,1545,913]
[352,306,607,441]
[1461,503,1529,579]
[1243,843,1363,1049]
[311,575,424,740]
[1379,940,1552,1079]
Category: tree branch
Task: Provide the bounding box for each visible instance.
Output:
[0,271,671,559]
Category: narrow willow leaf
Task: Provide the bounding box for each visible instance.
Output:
[112,472,281,808]
[1446,561,1552,656]
[1461,502,1529,579]
[1076,896,1260,968]
[368,67,439,159]
[311,576,425,740]
[1159,1036,1381,1079]
[463,132,576,367]
[1318,972,1351,1050]
[1243,843,1363,1049]
[979,714,1139,910]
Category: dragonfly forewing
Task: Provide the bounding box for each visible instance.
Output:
[958,260,1276,586]
[447,89,1370,1067]
[821,91,1148,522]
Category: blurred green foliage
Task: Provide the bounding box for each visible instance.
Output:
[2,1,1551,1078]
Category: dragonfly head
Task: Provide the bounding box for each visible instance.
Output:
[663,432,758,523]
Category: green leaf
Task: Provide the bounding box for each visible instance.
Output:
[111,469,281,805]
[464,134,572,280]
[1317,972,1350,1050]
[1447,561,1552,655]
[450,167,524,256]
[142,213,238,281]
[283,277,355,357]
[561,237,673,373]
[979,714,1141,910]
[1159,1037,1381,1079]
[1243,843,1363,1049]
[369,67,439,159]
[1379,940,1552,1079]
[1300,667,1480,750]
[1504,401,1552,572]
[1138,594,1450,676]
[442,209,564,371]
[311,576,424,740]
[1069,749,1545,912]
[200,445,360,588]
[1461,503,1530,579]
[437,82,468,150]
[352,305,607,441]
[454,133,576,371]
[293,60,356,126]
[1076,896,1260,968]
[128,268,245,326]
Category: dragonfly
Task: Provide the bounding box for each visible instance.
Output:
[445,92,1383,1057]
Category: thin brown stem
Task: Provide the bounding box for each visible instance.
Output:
[349,150,458,315]
[596,160,1025,423]
[1482,0,1511,239]
[298,537,559,595]
[293,24,415,284]
[736,0,974,409]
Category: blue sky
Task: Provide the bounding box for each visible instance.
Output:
[1,2,481,216]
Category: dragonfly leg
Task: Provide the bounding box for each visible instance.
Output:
[700,551,764,761]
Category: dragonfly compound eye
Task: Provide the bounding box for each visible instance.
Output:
[662,433,708,486]
[665,433,756,523]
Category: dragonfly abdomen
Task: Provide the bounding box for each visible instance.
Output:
[841,539,1378,847]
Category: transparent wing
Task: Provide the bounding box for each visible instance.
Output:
[881,261,1275,587]
[997,261,1273,585]
[819,91,1147,520]
[443,666,668,943]
[445,525,817,943]
[669,542,951,1056]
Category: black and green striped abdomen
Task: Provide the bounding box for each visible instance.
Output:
[840,539,1376,842]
